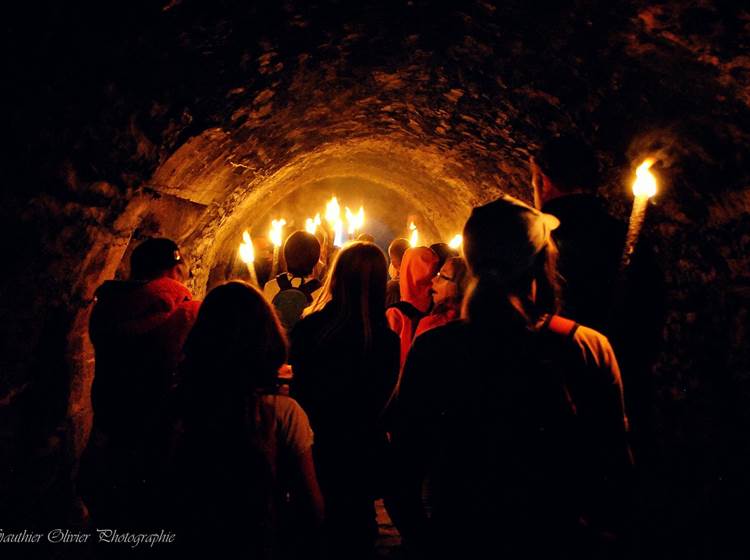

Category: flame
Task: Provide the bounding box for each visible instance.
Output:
[269,218,287,248]
[409,222,419,247]
[633,158,657,199]
[239,230,255,264]
[345,206,365,235]
[448,234,462,249]
[305,213,321,235]
[333,218,344,247]
[325,196,341,226]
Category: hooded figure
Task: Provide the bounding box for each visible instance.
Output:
[385,246,439,370]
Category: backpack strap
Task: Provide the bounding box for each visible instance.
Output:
[276,273,293,291]
[542,314,580,340]
[297,279,322,303]
[388,301,426,341]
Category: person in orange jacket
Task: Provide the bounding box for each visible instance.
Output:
[385,246,439,370]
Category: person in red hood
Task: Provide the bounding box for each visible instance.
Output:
[385,246,439,370]
[79,237,201,527]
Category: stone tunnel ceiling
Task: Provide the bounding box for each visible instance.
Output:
[3,1,750,546]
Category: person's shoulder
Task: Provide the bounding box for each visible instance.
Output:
[564,322,620,380]
[144,277,193,304]
[412,319,469,350]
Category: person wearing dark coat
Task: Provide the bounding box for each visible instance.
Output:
[290,241,400,560]
[532,135,665,464]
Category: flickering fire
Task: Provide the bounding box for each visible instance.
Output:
[409,222,419,247]
[269,218,287,248]
[239,230,255,263]
[633,158,658,199]
[621,157,658,270]
[448,234,462,249]
[239,230,259,286]
[325,196,341,227]
[345,206,365,235]
[305,213,321,235]
[333,218,344,247]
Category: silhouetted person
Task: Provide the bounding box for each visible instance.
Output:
[428,242,459,270]
[391,196,633,559]
[386,246,439,370]
[532,135,665,463]
[290,242,400,560]
[79,237,200,527]
[386,238,411,307]
[264,230,322,330]
[173,281,323,559]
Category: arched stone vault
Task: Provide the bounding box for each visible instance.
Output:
[151,132,493,295]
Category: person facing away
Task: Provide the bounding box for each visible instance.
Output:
[173,281,323,559]
[413,256,469,340]
[532,134,665,462]
[386,246,439,370]
[390,195,633,559]
[80,237,201,527]
[264,230,323,330]
[385,237,411,307]
[289,241,400,560]
[428,242,459,271]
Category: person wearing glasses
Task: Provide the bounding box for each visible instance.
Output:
[413,257,469,340]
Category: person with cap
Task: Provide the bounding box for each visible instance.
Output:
[79,237,201,528]
[389,195,633,559]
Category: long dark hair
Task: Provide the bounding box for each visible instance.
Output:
[462,242,561,330]
[182,281,288,401]
[306,241,388,349]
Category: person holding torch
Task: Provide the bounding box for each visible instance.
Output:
[531,134,665,467]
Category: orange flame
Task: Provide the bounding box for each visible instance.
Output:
[633,158,657,199]
[239,230,255,264]
[269,218,286,248]
[448,234,462,249]
[409,222,419,247]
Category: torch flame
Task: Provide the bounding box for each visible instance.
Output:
[239,230,255,264]
[325,196,341,226]
[345,206,366,235]
[269,218,287,248]
[632,158,657,199]
[305,213,321,235]
[448,234,463,249]
[333,218,344,247]
[409,222,419,247]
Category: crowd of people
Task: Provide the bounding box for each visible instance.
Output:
[78,136,663,559]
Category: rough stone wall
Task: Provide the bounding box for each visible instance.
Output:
[2,0,750,551]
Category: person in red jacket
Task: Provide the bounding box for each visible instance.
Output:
[385,246,439,370]
[79,237,201,528]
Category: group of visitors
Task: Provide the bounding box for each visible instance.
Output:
[79,135,662,559]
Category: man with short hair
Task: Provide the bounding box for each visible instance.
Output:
[532,134,665,464]
[80,237,201,527]
[386,237,410,307]
[264,230,322,329]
